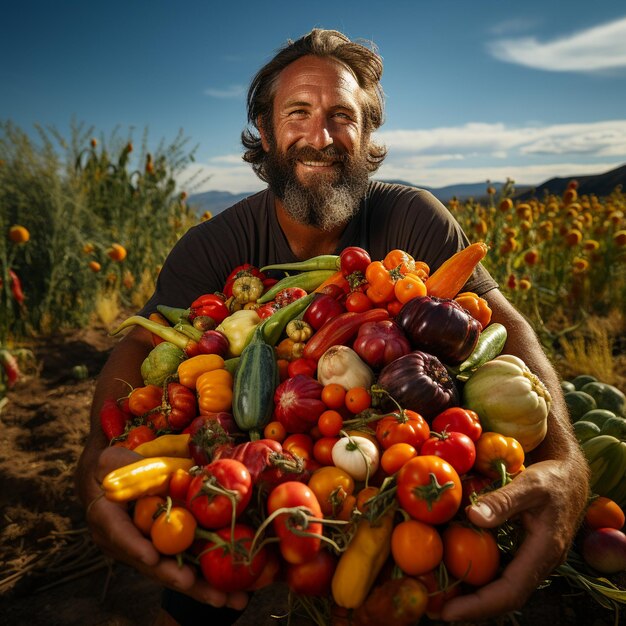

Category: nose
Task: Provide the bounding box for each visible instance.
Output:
[305,115,334,150]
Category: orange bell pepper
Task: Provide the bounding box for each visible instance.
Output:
[197,368,233,414]
[474,432,524,484]
[177,353,225,389]
[454,291,493,328]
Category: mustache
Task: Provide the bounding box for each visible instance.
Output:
[287,145,346,163]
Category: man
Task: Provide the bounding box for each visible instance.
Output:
[76,28,589,625]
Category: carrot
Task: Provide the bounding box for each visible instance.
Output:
[425,242,489,299]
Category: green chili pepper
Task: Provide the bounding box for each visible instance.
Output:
[260,254,340,273]
[256,269,336,304]
[451,322,508,381]
[157,304,190,325]
[110,315,199,355]
[259,292,315,346]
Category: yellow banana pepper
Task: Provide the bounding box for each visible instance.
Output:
[102,456,194,502]
[177,353,225,389]
[216,309,260,357]
[331,511,395,609]
[133,433,191,458]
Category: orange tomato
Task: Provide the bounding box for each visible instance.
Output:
[151,505,197,555]
[264,420,287,442]
[107,243,127,261]
[313,436,339,466]
[128,384,162,417]
[344,387,371,414]
[355,486,379,513]
[585,496,625,530]
[321,383,346,410]
[308,466,355,517]
[381,442,418,475]
[317,410,344,437]
[8,225,30,243]
[283,433,314,456]
[392,519,443,575]
[133,495,166,536]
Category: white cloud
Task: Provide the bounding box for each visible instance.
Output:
[489,17,540,36]
[203,84,246,98]
[488,16,626,72]
[177,120,626,193]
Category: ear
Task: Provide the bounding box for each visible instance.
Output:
[257,115,270,152]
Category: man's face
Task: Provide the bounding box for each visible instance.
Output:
[260,55,371,231]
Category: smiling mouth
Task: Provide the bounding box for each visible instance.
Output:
[299,160,339,168]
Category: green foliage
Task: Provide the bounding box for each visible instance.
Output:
[0,121,200,342]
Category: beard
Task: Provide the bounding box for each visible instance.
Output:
[262,142,370,231]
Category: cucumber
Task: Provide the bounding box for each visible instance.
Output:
[452,322,508,381]
[600,415,626,440]
[580,408,617,429]
[581,381,626,417]
[571,374,598,390]
[564,390,597,422]
[572,420,601,443]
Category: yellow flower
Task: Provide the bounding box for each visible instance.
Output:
[474,219,488,236]
[582,239,600,252]
[572,257,589,274]
[563,188,578,205]
[518,278,532,290]
[499,198,513,212]
[8,225,30,243]
[523,249,540,266]
[201,210,213,221]
[82,243,95,254]
[564,229,583,246]
[614,230,626,247]
[499,238,518,255]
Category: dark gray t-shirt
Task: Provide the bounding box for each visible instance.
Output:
[140,181,497,314]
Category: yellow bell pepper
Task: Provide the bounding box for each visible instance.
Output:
[133,433,191,458]
[331,511,395,608]
[197,368,233,414]
[216,309,260,357]
[102,456,194,502]
[177,353,225,389]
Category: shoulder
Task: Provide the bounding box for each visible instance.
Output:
[367,180,442,206]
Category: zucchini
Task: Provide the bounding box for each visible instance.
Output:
[451,322,507,381]
[232,325,279,438]
[572,420,601,443]
[580,408,617,429]
[564,390,597,422]
[601,416,626,440]
[571,374,597,390]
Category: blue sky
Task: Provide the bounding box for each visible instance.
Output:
[2,1,626,194]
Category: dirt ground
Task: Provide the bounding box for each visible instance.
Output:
[0,319,623,626]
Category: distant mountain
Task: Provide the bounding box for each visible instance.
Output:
[513,163,626,200]
[187,163,626,215]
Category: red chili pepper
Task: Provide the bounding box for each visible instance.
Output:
[0,349,21,387]
[99,398,131,441]
[303,308,390,361]
[189,293,229,324]
[9,269,24,305]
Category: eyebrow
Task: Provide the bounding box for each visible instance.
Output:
[281,99,360,115]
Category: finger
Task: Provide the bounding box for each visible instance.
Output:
[466,468,546,528]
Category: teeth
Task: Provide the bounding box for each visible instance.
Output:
[301,160,334,167]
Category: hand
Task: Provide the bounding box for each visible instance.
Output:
[440,460,587,621]
[86,446,249,611]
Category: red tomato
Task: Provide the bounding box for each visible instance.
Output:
[286,549,337,596]
[345,291,373,313]
[460,473,495,508]
[352,319,411,369]
[116,424,155,450]
[375,409,430,450]
[420,431,476,476]
[340,246,371,277]
[391,519,443,575]
[317,410,344,437]
[168,468,193,503]
[186,459,252,529]
[283,433,314,456]
[313,436,340,466]
[303,294,346,330]
[287,357,317,378]
[396,455,462,524]
[442,522,500,586]
[267,482,323,564]
[198,523,267,592]
[431,407,483,442]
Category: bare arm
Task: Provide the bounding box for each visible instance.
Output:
[75,326,249,611]
[441,289,590,621]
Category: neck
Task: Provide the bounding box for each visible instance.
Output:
[275,198,346,260]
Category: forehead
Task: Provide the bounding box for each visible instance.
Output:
[273,55,363,109]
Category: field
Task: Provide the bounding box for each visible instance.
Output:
[1,124,626,624]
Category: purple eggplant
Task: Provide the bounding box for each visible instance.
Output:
[376,350,460,420]
[395,296,482,365]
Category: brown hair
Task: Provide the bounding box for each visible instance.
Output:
[241,28,387,181]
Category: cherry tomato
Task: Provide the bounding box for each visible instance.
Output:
[264,420,287,442]
[442,522,500,586]
[313,436,339,466]
[585,496,625,530]
[198,523,267,592]
[381,442,418,475]
[150,505,197,555]
[317,410,344,437]
[392,519,443,575]
[420,431,476,476]
[133,495,165,536]
[396,455,462,524]
[375,409,430,450]
[431,407,483,442]
[321,383,346,410]
[344,387,371,414]
[267,481,323,564]
[286,549,337,596]
[345,291,373,313]
[168,468,193,503]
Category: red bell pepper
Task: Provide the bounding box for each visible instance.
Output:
[189,293,229,324]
